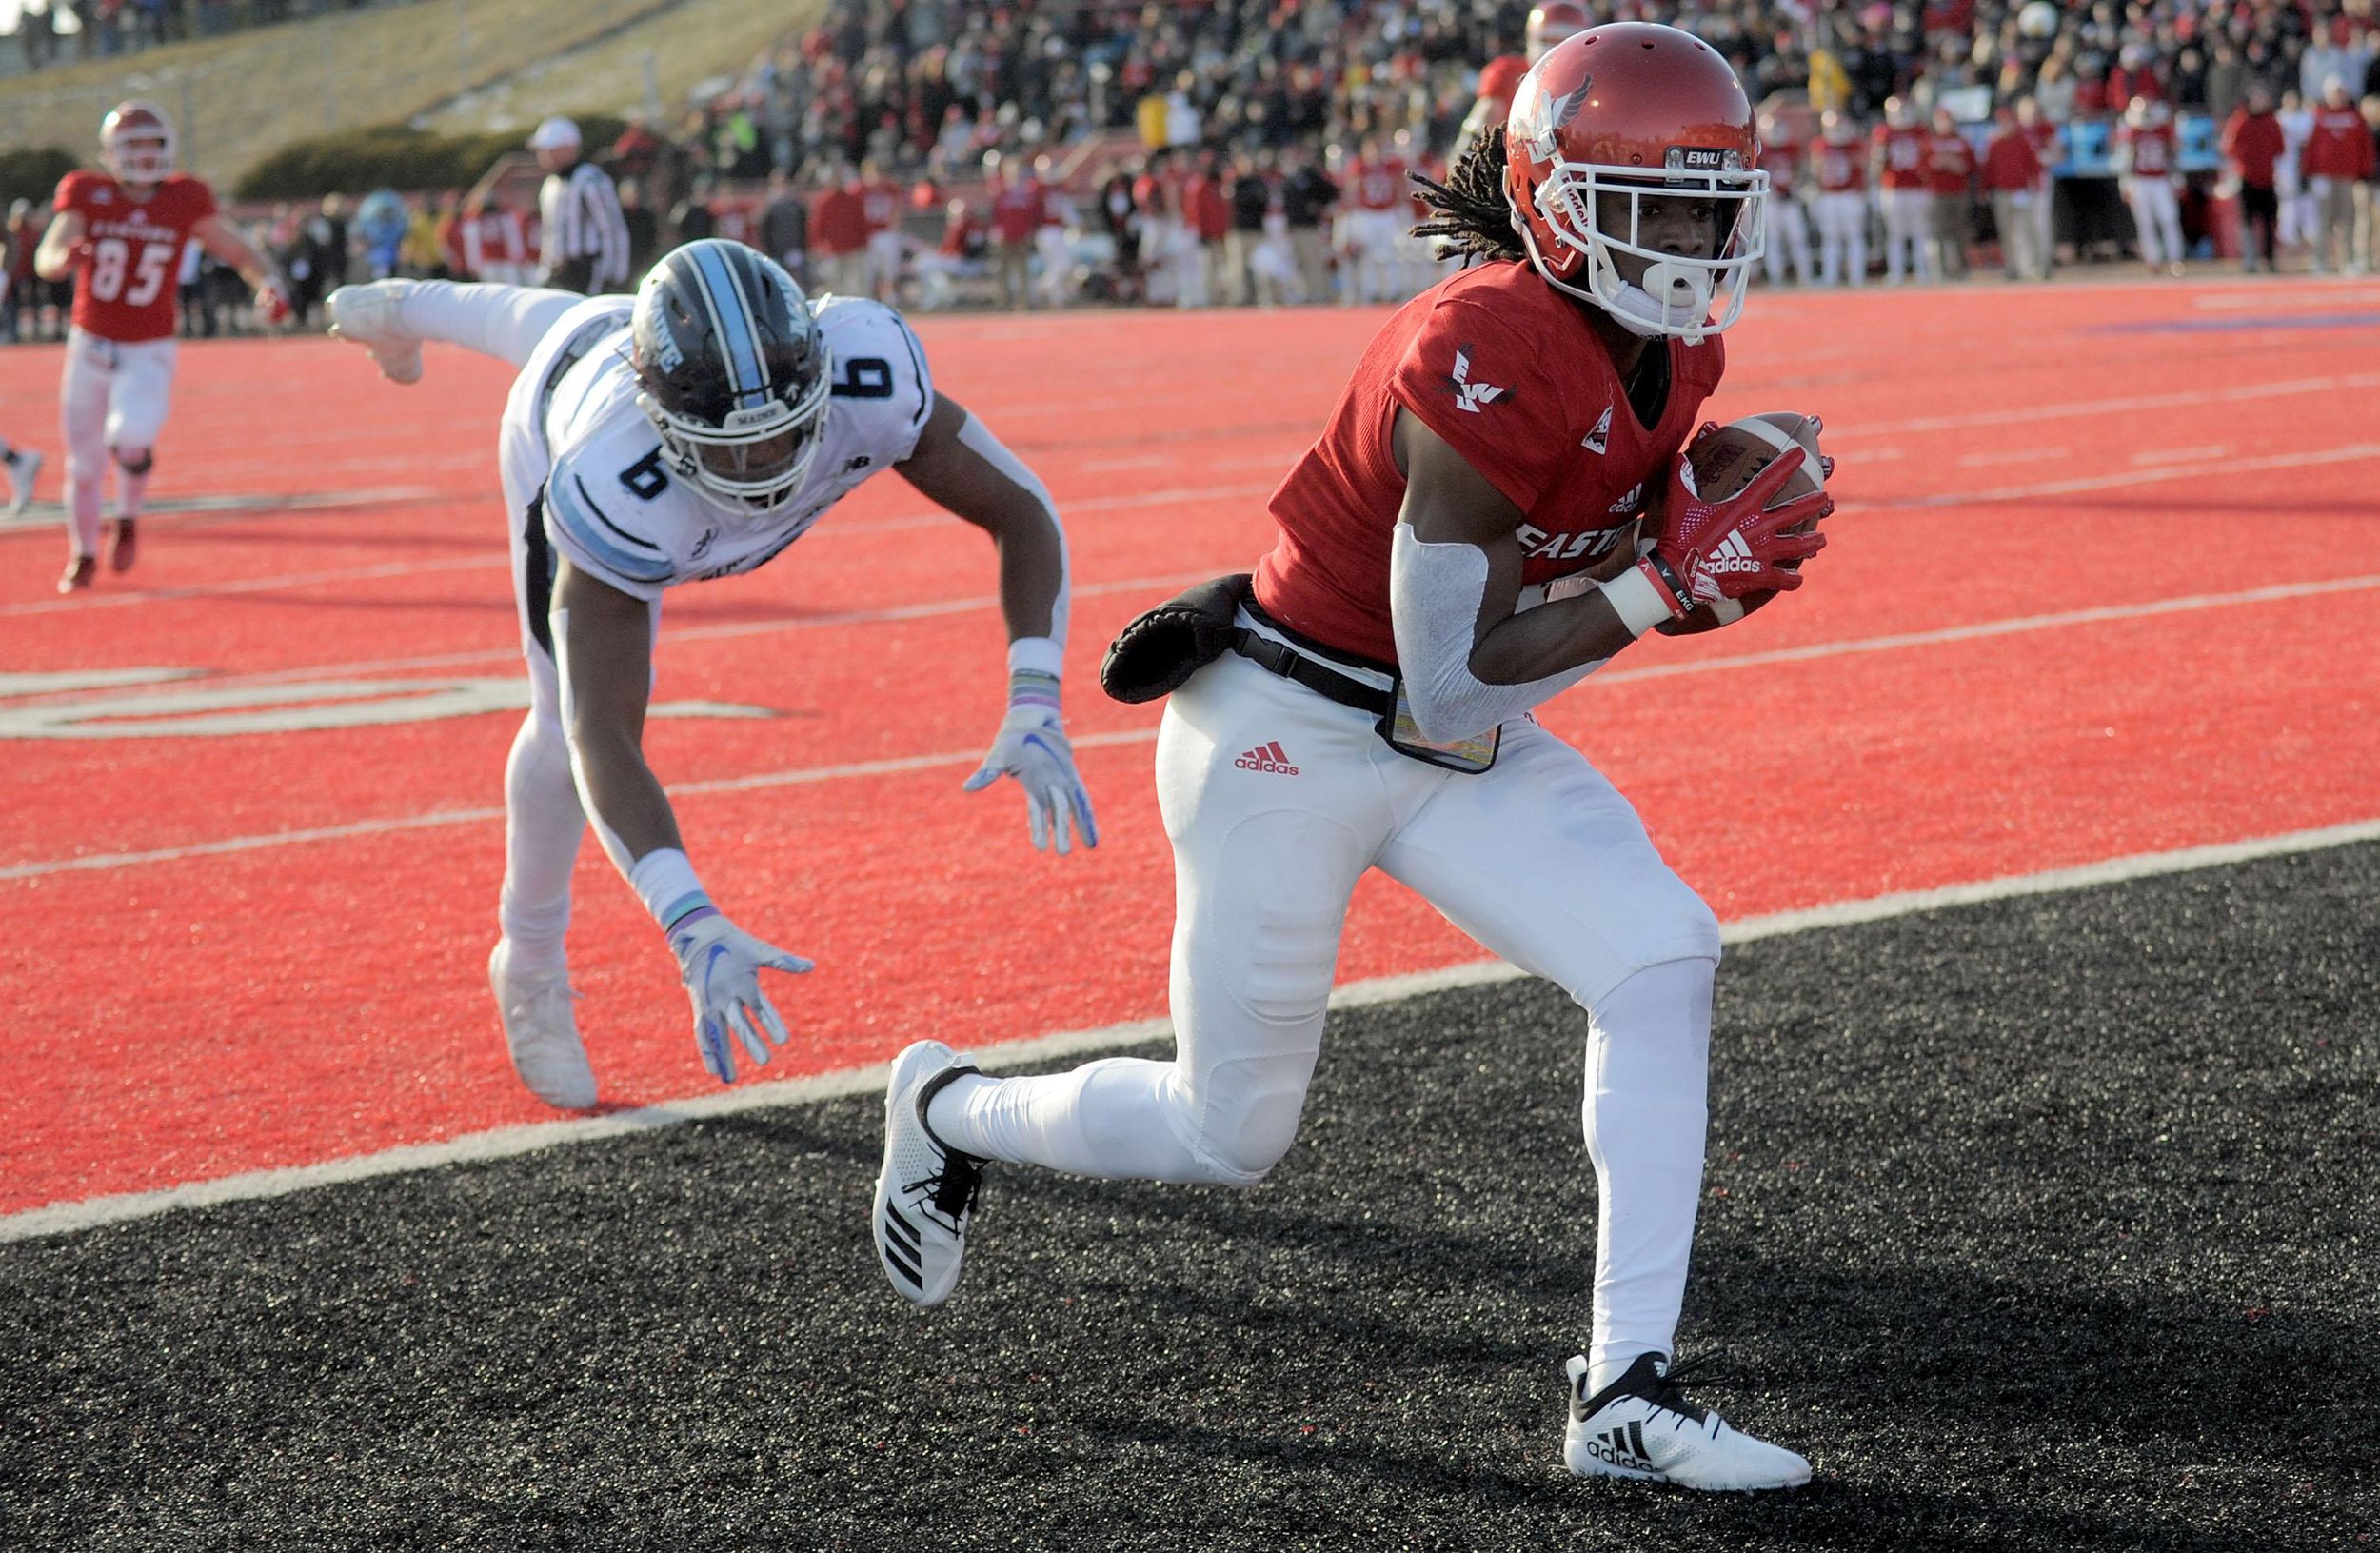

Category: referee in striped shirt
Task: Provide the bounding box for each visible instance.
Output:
[530,117,630,294]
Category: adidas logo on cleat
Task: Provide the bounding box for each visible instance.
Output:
[1234,740,1299,775]
[1576,1421,1656,1474]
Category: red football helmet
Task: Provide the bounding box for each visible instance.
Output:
[1525,1,1591,62]
[101,101,175,186]
[1504,23,1766,342]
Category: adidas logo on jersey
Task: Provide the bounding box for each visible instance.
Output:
[1583,405,1613,455]
[1233,740,1299,775]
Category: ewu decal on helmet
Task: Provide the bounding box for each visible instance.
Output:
[1502,22,1767,343]
[630,239,833,513]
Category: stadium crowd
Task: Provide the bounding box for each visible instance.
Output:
[6,0,2380,338]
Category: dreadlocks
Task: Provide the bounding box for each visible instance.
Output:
[1409,126,1525,264]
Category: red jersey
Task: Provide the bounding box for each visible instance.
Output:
[1811,140,1868,193]
[989,180,1046,245]
[2303,106,2376,181]
[813,187,867,253]
[1475,53,1530,124]
[1255,261,1724,667]
[1760,134,1803,195]
[1351,158,1410,212]
[1874,124,1931,190]
[1927,131,1976,196]
[2221,110,2286,188]
[2118,122,2175,178]
[53,169,215,343]
[859,180,902,235]
[1980,129,2044,192]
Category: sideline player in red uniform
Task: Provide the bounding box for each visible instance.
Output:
[33,101,285,592]
[1453,0,1590,167]
[872,23,1832,1493]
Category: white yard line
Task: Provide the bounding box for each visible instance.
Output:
[1820,370,2380,443]
[7,570,2373,883]
[8,814,2376,1244]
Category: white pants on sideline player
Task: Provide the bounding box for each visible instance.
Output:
[2123,177,2185,268]
[1815,191,1868,286]
[2032,180,2057,276]
[864,230,905,303]
[59,329,174,560]
[929,634,1724,1388]
[1351,209,1405,303]
[1879,188,1935,283]
[1762,194,1815,286]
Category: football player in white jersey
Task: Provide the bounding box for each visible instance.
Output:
[325,240,1094,1109]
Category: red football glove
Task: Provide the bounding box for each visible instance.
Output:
[1632,436,1833,619]
[253,285,292,327]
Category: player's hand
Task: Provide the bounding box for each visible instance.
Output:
[253,285,292,327]
[964,705,1099,855]
[665,909,812,1085]
[1647,439,1832,613]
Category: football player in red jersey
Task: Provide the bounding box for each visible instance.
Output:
[1871,96,1934,283]
[2114,96,2186,273]
[1452,0,1590,167]
[872,24,1830,1493]
[34,102,285,593]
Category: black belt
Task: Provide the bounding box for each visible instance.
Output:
[1230,627,1392,717]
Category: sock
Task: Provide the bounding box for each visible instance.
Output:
[494,712,585,971]
[926,1058,1214,1182]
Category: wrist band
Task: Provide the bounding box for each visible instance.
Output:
[1604,564,1681,638]
[628,847,713,932]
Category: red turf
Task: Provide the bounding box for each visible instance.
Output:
[4,278,2377,1214]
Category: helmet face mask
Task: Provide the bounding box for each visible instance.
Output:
[101,102,175,186]
[630,239,833,514]
[1504,25,1766,343]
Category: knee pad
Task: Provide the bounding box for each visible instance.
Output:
[112,448,153,476]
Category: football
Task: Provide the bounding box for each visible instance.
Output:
[1656,412,1827,635]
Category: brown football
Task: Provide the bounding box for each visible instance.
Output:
[1656,412,1827,637]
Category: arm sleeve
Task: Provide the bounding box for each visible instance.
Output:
[1386,298,1575,516]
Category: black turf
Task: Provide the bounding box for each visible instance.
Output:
[5,846,2376,1551]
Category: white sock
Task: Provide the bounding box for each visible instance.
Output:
[495,711,584,971]
[114,462,148,521]
[1581,956,1715,1395]
[396,281,585,368]
[926,1057,1215,1182]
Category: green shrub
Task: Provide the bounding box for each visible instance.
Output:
[234,116,628,200]
[0,147,79,210]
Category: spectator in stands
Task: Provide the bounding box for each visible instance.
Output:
[618,180,663,282]
[402,197,446,281]
[1226,152,1272,308]
[859,159,905,303]
[1095,169,1140,303]
[2304,77,2374,272]
[531,116,631,294]
[751,169,803,280]
[2223,84,2287,273]
[670,184,716,248]
[1281,148,1337,307]
[1982,104,2047,281]
[4,201,42,342]
[18,1,54,71]
[1927,107,1976,281]
[1183,151,1233,309]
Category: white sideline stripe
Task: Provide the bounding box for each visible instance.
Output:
[7,571,2373,883]
[2132,445,2227,466]
[1839,442,2380,514]
[1820,370,2380,442]
[0,554,501,619]
[8,816,2377,1245]
[1954,447,2066,468]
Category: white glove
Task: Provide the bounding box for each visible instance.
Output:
[963,704,1099,854]
[666,910,812,1085]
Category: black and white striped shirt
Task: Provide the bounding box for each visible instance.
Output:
[538,159,631,293]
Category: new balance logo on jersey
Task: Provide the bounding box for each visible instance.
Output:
[1448,348,1506,414]
[1234,740,1299,775]
[1583,405,1613,455]
[1577,1420,1656,1473]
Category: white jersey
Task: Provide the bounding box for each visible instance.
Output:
[524,293,935,600]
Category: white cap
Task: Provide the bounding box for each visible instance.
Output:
[529,116,582,151]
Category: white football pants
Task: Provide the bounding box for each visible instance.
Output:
[2124,177,2184,268]
[1880,189,1935,283]
[1762,194,1815,286]
[932,634,1724,1385]
[1815,192,1868,287]
[384,281,648,970]
[59,329,174,558]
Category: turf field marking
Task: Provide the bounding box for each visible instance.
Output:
[1843,442,2380,512]
[0,554,500,619]
[1954,447,2068,468]
[8,816,2376,1244]
[6,571,2371,880]
[1821,371,2380,443]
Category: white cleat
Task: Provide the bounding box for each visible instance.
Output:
[873,1040,985,1307]
[6,448,41,517]
[487,940,596,1109]
[327,281,424,385]
[1563,1352,1812,1492]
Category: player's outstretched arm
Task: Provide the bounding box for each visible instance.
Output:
[896,389,1097,855]
[551,557,809,1084]
[191,215,290,324]
[32,209,85,283]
